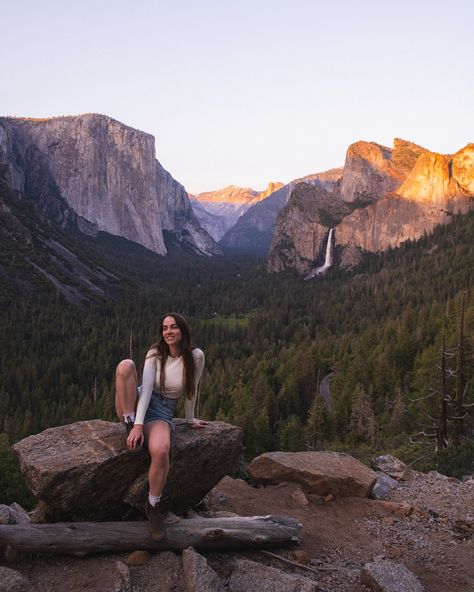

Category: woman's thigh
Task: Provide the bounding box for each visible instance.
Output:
[144,420,171,457]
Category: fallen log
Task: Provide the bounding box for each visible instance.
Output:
[0,515,301,555]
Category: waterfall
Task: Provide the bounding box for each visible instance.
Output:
[305,228,334,279]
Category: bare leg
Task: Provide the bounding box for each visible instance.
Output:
[115,359,138,420]
[144,420,171,496]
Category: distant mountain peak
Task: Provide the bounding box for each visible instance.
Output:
[195,185,259,204]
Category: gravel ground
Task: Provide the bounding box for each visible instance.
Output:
[1,470,473,592]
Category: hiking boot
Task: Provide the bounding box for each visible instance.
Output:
[145,502,166,541]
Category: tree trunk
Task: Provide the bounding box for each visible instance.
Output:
[0,515,301,555]
[437,335,448,450]
[453,291,466,444]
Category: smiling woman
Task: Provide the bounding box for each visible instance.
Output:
[114,312,206,541]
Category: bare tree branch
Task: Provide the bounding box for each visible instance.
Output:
[409,391,438,402]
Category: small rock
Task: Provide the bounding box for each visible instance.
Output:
[8,503,31,524]
[291,488,309,507]
[452,519,473,540]
[323,494,335,503]
[0,566,31,591]
[377,501,414,518]
[29,501,49,524]
[371,456,413,481]
[361,559,425,592]
[292,549,310,564]
[306,494,324,506]
[125,550,151,566]
[114,561,131,592]
[182,546,224,592]
[370,473,398,499]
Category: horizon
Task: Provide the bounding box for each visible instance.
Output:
[1,0,473,194]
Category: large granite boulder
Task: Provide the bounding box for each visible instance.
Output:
[248,451,376,498]
[12,419,242,522]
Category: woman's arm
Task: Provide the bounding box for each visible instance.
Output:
[184,349,205,425]
[135,350,158,425]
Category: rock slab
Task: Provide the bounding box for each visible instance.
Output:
[129,551,184,592]
[182,547,224,592]
[13,419,242,521]
[228,558,317,592]
[248,451,376,498]
[361,559,425,592]
[371,473,399,499]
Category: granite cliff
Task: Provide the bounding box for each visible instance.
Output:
[267,140,474,274]
[0,114,220,256]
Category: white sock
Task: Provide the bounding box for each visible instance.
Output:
[148,494,161,507]
[123,412,136,424]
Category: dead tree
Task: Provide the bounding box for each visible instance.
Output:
[0,515,301,555]
[453,291,466,444]
[436,334,449,449]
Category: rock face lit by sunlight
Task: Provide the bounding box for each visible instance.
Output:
[267,139,474,275]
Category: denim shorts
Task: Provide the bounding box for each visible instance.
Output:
[143,391,178,431]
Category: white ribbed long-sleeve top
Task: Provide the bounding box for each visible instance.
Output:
[135,348,205,425]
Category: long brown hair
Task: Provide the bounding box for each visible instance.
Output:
[150,312,197,400]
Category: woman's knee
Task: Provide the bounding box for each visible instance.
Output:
[149,446,170,465]
[115,359,136,380]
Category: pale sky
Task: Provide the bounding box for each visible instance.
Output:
[2,0,473,194]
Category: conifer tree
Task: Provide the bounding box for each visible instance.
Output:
[350,383,376,445]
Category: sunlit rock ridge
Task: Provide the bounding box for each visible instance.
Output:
[0,114,220,256]
[267,139,474,274]
[191,182,284,241]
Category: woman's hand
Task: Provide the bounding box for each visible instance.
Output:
[127,424,144,449]
[188,419,208,429]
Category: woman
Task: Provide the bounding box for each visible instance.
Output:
[115,313,207,541]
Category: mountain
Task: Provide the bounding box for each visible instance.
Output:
[339,138,426,203]
[219,171,342,253]
[0,164,123,304]
[267,140,474,274]
[0,114,220,257]
[191,182,284,241]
